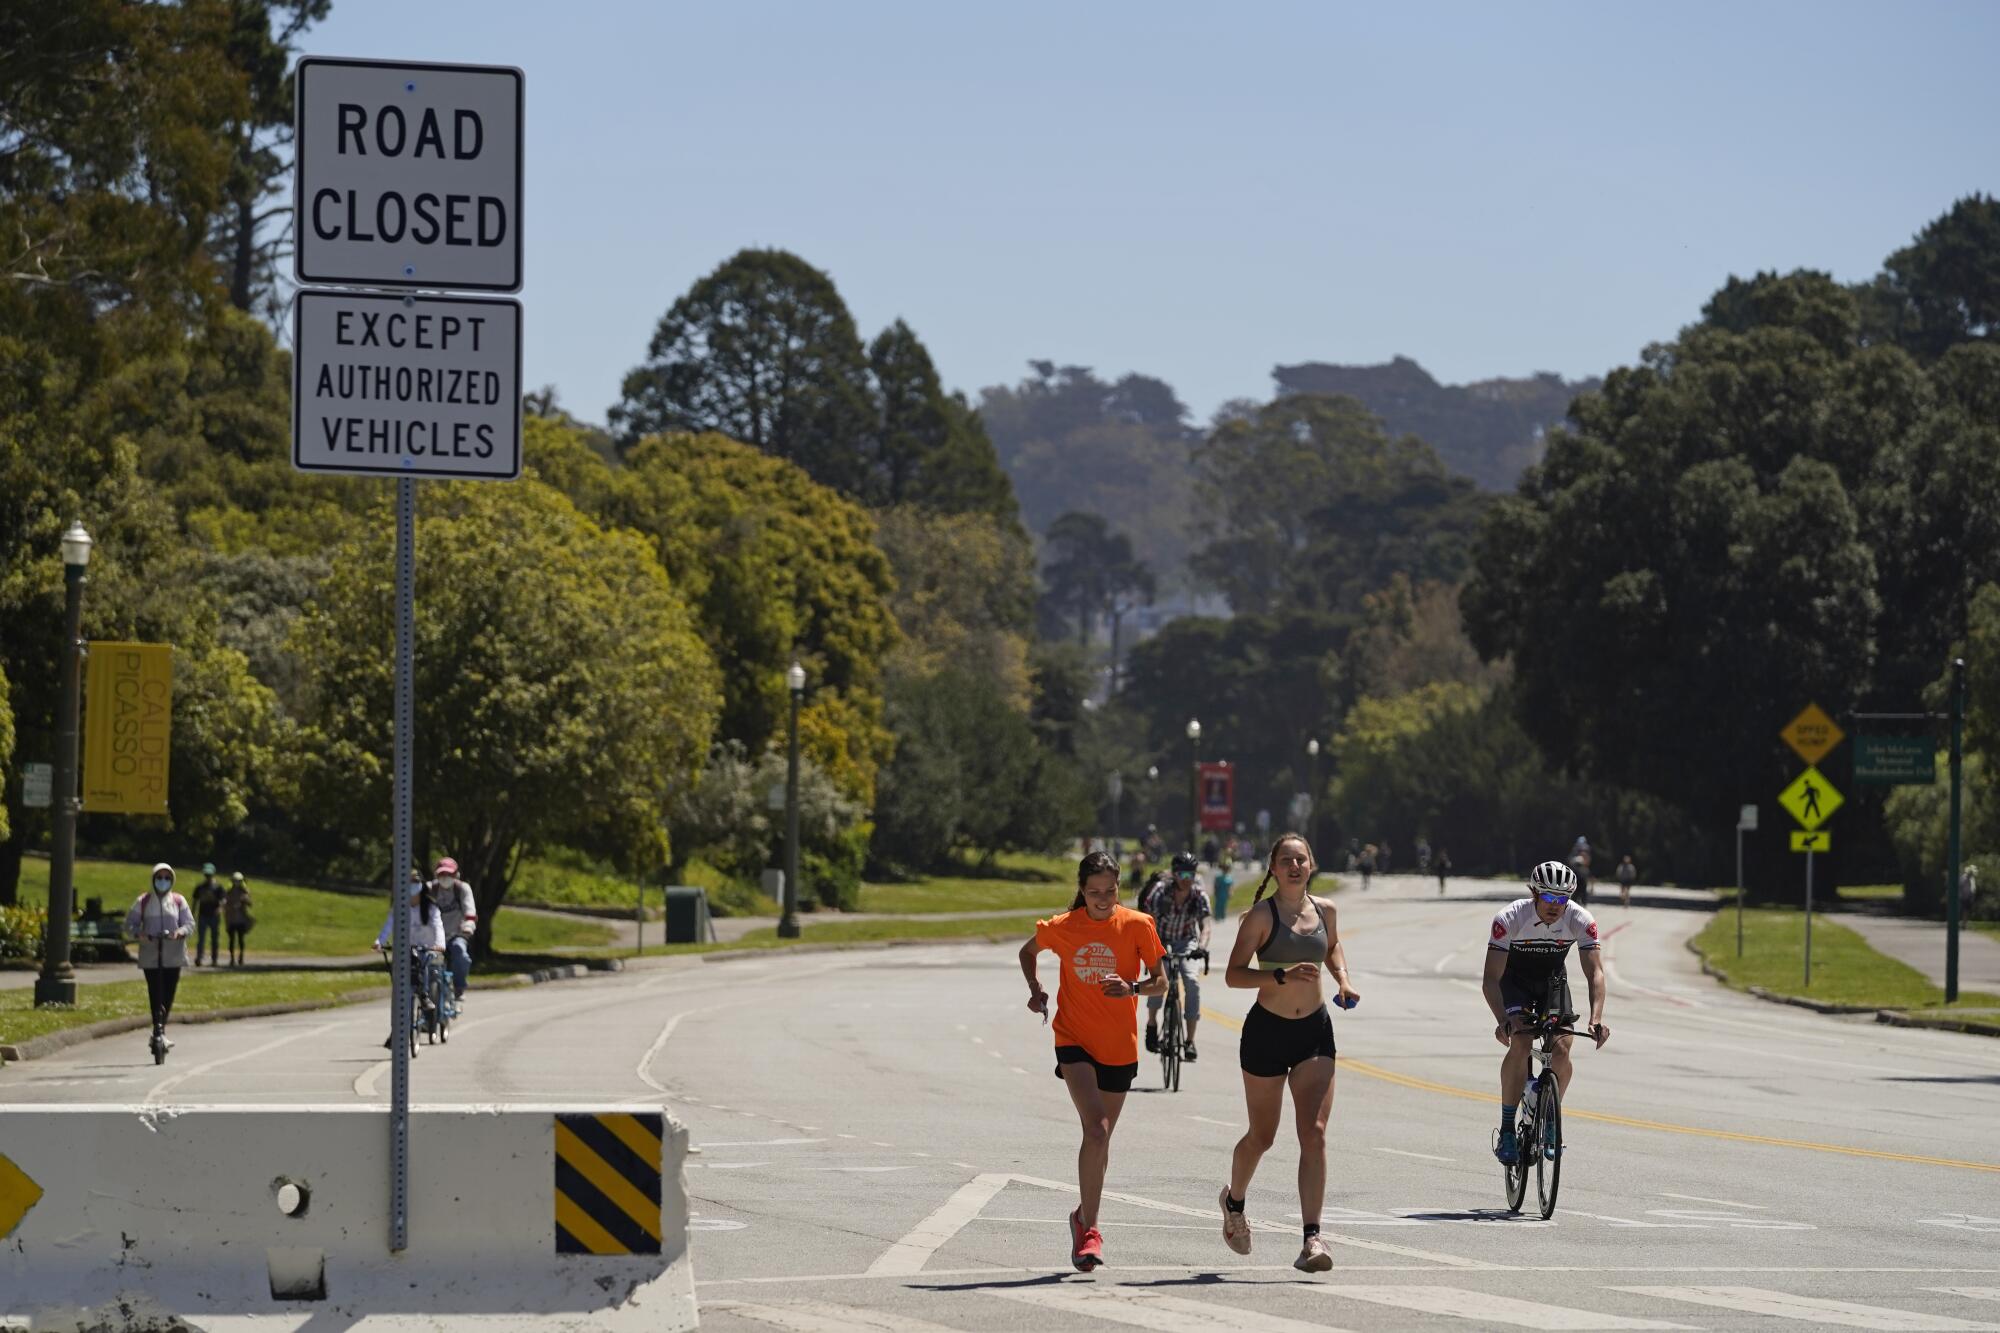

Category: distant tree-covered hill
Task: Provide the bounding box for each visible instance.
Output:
[1271,357,1600,491]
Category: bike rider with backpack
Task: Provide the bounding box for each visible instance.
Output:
[374,870,446,1048]
[1483,860,1610,1165]
[1143,851,1211,1061]
[431,857,477,1005]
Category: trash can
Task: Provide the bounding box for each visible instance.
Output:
[663,886,712,944]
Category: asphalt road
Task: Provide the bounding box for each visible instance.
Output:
[8,873,2000,1331]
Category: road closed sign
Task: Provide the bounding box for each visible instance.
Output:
[293,290,521,480]
[294,57,524,291]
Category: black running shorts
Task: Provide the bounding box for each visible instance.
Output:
[1054,1045,1138,1093]
[1239,1003,1336,1078]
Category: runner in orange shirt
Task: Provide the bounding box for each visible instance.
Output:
[1020,849,1167,1271]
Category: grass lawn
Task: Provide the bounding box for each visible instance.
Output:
[16,856,614,956]
[0,969,383,1048]
[1691,907,2000,1010]
[509,855,779,918]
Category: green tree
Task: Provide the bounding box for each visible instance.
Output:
[610,249,879,497]
[1190,394,1486,616]
[206,0,330,316]
[602,431,898,803]
[1856,194,2000,362]
[875,506,1036,711]
[290,480,721,956]
[1038,510,1155,655]
[869,320,1019,521]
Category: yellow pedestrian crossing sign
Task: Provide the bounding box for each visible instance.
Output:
[1791,830,1832,853]
[1778,766,1844,831]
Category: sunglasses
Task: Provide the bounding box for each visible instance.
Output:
[1536,891,1572,905]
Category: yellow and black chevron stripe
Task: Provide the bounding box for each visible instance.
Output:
[554,1112,663,1255]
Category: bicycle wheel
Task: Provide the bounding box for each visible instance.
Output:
[1503,1104,1529,1214]
[1534,1075,1562,1218]
[431,961,451,1044]
[1161,988,1181,1091]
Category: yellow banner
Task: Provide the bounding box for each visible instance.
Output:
[82,642,172,816]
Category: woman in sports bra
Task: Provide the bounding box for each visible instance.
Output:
[1218,831,1359,1273]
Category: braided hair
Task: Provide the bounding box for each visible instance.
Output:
[1250,831,1315,906]
[1071,849,1120,910]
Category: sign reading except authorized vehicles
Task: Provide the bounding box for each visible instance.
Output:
[20,762,51,809]
[1855,734,1937,786]
[1791,830,1832,853]
[292,289,522,480]
[294,57,523,291]
[1780,703,1845,766]
[1777,765,1844,832]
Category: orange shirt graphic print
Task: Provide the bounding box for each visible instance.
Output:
[1034,905,1165,1067]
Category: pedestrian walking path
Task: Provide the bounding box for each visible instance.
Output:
[1844,912,2000,994]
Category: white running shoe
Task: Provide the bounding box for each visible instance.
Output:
[1219,1187,1251,1255]
[1294,1234,1333,1272]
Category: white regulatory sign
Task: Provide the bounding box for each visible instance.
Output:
[292,290,521,480]
[294,57,523,291]
[21,762,51,809]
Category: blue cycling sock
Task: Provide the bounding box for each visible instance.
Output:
[1500,1104,1517,1131]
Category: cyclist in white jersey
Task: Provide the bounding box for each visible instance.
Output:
[1483,860,1610,1165]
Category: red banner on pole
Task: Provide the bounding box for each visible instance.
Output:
[1198,761,1234,832]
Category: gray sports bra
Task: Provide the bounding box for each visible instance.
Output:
[1257,895,1327,965]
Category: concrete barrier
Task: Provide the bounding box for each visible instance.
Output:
[0,1104,695,1331]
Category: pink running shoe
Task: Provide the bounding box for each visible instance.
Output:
[1219,1187,1251,1255]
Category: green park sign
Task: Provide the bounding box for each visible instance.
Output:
[1854,734,1936,785]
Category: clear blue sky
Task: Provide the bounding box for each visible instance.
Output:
[300,0,2000,426]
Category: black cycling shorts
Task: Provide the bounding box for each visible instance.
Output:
[1239,1003,1336,1078]
[1053,1045,1138,1094]
[1500,968,1574,1020]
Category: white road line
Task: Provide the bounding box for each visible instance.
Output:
[149,1023,337,1104]
[696,1265,2000,1289]
[1565,1210,1706,1229]
[995,1286,1348,1332]
[1005,1173,1497,1269]
[637,1007,703,1093]
[701,1298,961,1331]
[1615,1286,2000,1329]
[1009,1066,1029,1075]
[697,1139,827,1148]
[864,1172,1014,1276]
[1186,1115,1236,1128]
[1934,1291,2000,1303]
[1660,1192,1764,1210]
[1312,1286,1692,1329]
[1432,946,1466,974]
[809,1166,918,1173]
[1374,1146,1454,1162]
[688,1161,768,1170]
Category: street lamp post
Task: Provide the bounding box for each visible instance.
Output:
[1306,738,1322,845]
[36,521,92,1009]
[1186,718,1202,855]
[1107,770,1124,862]
[779,662,806,939]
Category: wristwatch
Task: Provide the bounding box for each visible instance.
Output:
[1273,967,1287,984]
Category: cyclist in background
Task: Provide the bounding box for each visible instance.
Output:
[375,870,447,1047]
[431,856,477,1004]
[1483,860,1610,1165]
[1144,851,1212,1060]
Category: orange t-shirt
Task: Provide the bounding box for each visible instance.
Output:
[1035,905,1166,1066]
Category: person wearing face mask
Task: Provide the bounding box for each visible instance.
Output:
[125,863,195,1051]
[430,856,477,1004]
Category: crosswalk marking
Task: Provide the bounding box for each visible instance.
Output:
[1311,1285,1694,1329]
[1616,1286,2000,1329]
[703,1299,960,1331]
[1935,1292,2000,1304]
[865,1173,1013,1277]
[993,1286,1350,1332]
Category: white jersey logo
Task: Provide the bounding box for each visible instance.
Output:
[1071,941,1119,985]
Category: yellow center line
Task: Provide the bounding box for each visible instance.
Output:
[1199,1006,2000,1175]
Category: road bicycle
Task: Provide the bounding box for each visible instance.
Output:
[1501,1004,1592,1219]
[1157,946,1209,1092]
[421,946,455,1044]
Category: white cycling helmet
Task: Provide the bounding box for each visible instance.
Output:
[1528,860,1578,896]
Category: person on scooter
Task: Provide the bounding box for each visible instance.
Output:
[125,863,194,1052]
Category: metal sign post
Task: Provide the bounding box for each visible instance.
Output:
[292,54,525,1259]
[1803,847,1814,989]
[1948,658,1966,1004]
[389,476,415,1252]
[1736,804,1757,957]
